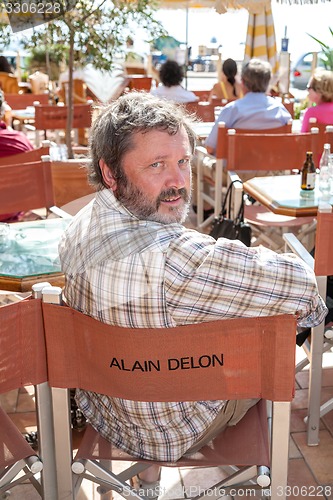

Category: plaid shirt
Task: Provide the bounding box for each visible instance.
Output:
[59,189,327,461]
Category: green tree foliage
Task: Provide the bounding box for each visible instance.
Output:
[308,27,333,70]
[2,0,166,157]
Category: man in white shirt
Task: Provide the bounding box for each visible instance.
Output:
[151,60,198,103]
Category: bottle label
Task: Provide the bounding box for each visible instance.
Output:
[306,172,316,189]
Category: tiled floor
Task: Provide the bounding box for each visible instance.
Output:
[1,344,333,499]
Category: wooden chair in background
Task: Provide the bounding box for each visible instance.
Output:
[0,157,68,219]
[0,297,56,498]
[33,103,93,147]
[224,129,320,250]
[41,286,296,500]
[0,72,19,94]
[284,206,333,446]
[128,76,152,91]
[195,121,293,230]
[184,101,216,122]
[50,158,96,207]
[191,89,210,101]
[5,93,49,109]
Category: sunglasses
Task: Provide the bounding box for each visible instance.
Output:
[306,84,316,91]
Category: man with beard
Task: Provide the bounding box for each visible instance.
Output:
[59,92,326,497]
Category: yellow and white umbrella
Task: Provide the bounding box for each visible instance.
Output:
[244,2,279,79]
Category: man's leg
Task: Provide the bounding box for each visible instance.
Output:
[184,398,259,456]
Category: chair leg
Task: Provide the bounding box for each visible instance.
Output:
[52,387,75,499]
[270,402,290,500]
[306,276,327,446]
[35,382,58,500]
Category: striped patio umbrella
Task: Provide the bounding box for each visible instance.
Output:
[244,2,279,78]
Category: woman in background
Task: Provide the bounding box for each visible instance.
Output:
[301,69,333,132]
[208,58,243,103]
[0,55,14,73]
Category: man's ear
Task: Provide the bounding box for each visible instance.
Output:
[99,159,117,191]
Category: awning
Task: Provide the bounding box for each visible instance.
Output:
[244,4,279,77]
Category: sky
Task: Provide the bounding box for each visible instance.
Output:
[147,2,333,64]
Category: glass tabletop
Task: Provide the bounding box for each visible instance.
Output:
[0,218,70,279]
[244,174,333,216]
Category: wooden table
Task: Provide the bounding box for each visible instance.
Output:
[243,174,332,217]
[0,218,70,292]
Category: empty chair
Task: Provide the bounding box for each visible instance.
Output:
[0,157,69,219]
[284,205,333,446]
[33,103,93,147]
[41,286,297,500]
[0,296,56,498]
[195,121,292,230]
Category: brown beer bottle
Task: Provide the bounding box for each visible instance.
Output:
[301,151,316,191]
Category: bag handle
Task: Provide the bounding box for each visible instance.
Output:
[219,179,244,223]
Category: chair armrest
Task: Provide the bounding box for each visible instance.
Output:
[49,206,73,219]
[283,233,314,270]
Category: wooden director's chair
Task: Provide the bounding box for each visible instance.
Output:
[284,205,333,446]
[0,294,57,498]
[41,286,297,500]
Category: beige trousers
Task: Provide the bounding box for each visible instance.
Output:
[184,398,260,456]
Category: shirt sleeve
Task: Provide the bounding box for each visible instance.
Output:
[205,106,233,153]
[164,233,327,329]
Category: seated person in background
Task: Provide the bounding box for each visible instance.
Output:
[151,59,198,103]
[59,92,327,498]
[301,69,333,132]
[208,58,243,103]
[0,90,34,157]
[205,58,292,155]
[0,89,34,222]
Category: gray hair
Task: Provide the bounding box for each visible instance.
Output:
[88,92,197,190]
[241,58,271,93]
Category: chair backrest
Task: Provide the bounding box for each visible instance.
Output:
[59,79,88,104]
[192,90,210,102]
[4,92,49,109]
[226,130,320,172]
[215,121,293,160]
[0,142,50,166]
[184,101,216,122]
[0,159,55,213]
[128,76,152,91]
[34,103,93,131]
[43,301,296,403]
[0,300,47,394]
[51,158,96,207]
[310,122,333,151]
[0,72,19,93]
[313,210,333,276]
[0,298,57,498]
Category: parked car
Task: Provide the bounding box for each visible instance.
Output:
[290,51,326,89]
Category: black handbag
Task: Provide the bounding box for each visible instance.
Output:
[209,180,252,247]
